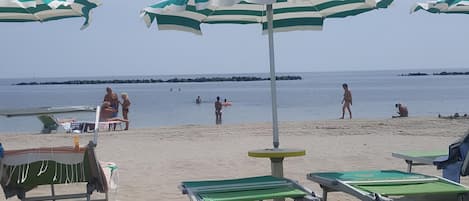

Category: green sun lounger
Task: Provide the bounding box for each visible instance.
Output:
[37,115,60,134]
[179,175,319,201]
[0,142,116,201]
[307,170,469,201]
[392,150,447,172]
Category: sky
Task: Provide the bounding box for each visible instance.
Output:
[1,0,468,79]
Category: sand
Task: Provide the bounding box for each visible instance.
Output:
[1,117,469,201]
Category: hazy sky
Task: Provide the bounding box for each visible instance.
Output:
[1,0,468,78]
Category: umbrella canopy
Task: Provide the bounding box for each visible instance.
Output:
[412,0,469,14]
[0,0,101,29]
[141,0,392,34]
[141,0,392,149]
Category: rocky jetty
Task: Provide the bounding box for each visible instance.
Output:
[400,71,469,77]
[433,71,469,76]
[399,72,429,76]
[14,75,302,85]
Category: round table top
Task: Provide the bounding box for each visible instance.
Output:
[248,148,306,158]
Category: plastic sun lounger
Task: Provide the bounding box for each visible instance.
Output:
[307,170,469,201]
[37,115,77,134]
[70,121,123,133]
[0,142,118,201]
[392,150,448,172]
[179,175,320,201]
[37,115,60,134]
[392,133,469,183]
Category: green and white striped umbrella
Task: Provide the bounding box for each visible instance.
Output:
[141,0,392,149]
[0,0,101,29]
[142,0,393,34]
[412,0,469,14]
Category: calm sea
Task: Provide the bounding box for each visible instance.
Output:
[1,69,469,133]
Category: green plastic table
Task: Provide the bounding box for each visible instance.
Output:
[392,150,447,172]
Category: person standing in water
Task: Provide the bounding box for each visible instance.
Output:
[340,83,352,119]
[215,96,222,124]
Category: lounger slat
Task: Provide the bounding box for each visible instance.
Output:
[187,181,292,194]
[344,178,439,185]
[354,180,469,196]
[198,187,307,201]
[181,176,317,201]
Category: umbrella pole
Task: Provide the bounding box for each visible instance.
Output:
[93,105,101,146]
[266,4,279,149]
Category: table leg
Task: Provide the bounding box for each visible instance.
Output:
[271,157,284,201]
[271,157,284,177]
[405,160,413,173]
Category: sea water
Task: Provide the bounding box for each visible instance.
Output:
[1,69,469,133]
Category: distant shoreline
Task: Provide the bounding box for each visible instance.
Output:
[399,71,469,76]
[13,75,302,85]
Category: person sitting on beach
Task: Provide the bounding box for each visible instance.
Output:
[196,96,202,104]
[100,102,128,122]
[100,101,128,130]
[393,103,408,118]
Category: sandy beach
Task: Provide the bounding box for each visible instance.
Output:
[2,117,469,201]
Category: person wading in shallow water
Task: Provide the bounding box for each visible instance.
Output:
[215,96,222,124]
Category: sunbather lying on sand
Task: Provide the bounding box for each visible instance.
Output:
[438,113,469,119]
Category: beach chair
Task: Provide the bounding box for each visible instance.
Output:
[37,115,60,134]
[392,132,469,183]
[37,115,76,134]
[179,175,320,201]
[307,170,469,201]
[392,150,447,172]
[70,121,124,133]
[0,142,118,201]
[433,132,469,183]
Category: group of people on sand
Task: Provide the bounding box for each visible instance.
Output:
[340,83,408,119]
[101,87,131,130]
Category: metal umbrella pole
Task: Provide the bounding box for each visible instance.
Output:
[93,105,101,145]
[266,4,280,149]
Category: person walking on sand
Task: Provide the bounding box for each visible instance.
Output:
[120,93,131,130]
[340,83,352,119]
[215,96,222,124]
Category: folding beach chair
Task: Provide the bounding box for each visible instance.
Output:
[37,115,60,134]
[70,121,124,133]
[307,170,469,201]
[179,175,320,201]
[37,115,76,134]
[433,132,469,183]
[0,142,118,201]
[392,132,469,183]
